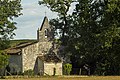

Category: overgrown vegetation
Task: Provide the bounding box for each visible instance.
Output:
[0,51,9,69]
[24,69,35,76]
[0,51,9,77]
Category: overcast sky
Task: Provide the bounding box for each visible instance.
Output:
[13,0,75,40]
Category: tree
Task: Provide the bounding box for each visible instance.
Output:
[67,0,100,74]
[0,0,22,70]
[69,0,120,75]
[98,0,120,75]
[0,0,22,39]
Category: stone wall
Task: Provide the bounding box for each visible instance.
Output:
[22,43,39,72]
[44,62,62,75]
[38,42,52,55]
[22,41,53,73]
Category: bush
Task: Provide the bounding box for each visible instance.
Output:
[63,63,72,75]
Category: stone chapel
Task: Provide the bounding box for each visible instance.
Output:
[5,16,63,75]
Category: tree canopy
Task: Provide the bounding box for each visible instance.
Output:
[39,0,120,75]
[0,0,22,41]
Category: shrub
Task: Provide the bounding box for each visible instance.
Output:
[63,63,72,75]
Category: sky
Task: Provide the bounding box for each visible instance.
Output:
[13,0,57,39]
[13,0,75,40]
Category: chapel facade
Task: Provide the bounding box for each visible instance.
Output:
[4,16,63,76]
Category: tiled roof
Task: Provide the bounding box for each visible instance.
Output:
[5,48,21,54]
[15,41,37,48]
[5,41,38,54]
[38,53,62,63]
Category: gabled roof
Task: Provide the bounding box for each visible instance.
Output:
[40,16,49,31]
[5,48,21,55]
[5,41,38,55]
[38,52,62,63]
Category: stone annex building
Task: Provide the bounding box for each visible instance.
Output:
[5,16,63,75]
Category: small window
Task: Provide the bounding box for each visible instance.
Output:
[45,29,48,37]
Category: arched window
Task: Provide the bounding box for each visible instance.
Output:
[45,29,48,38]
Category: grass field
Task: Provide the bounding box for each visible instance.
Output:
[2,76,120,80]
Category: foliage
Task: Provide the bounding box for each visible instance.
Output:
[0,0,22,49]
[69,0,120,75]
[63,63,72,75]
[0,0,22,75]
[39,0,72,15]
[40,0,120,75]
[0,39,10,50]
[0,0,22,40]
[0,0,22,47]
[24,69,35,76]
[0,51,9,69]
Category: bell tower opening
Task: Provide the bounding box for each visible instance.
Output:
[45,29,49,38]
